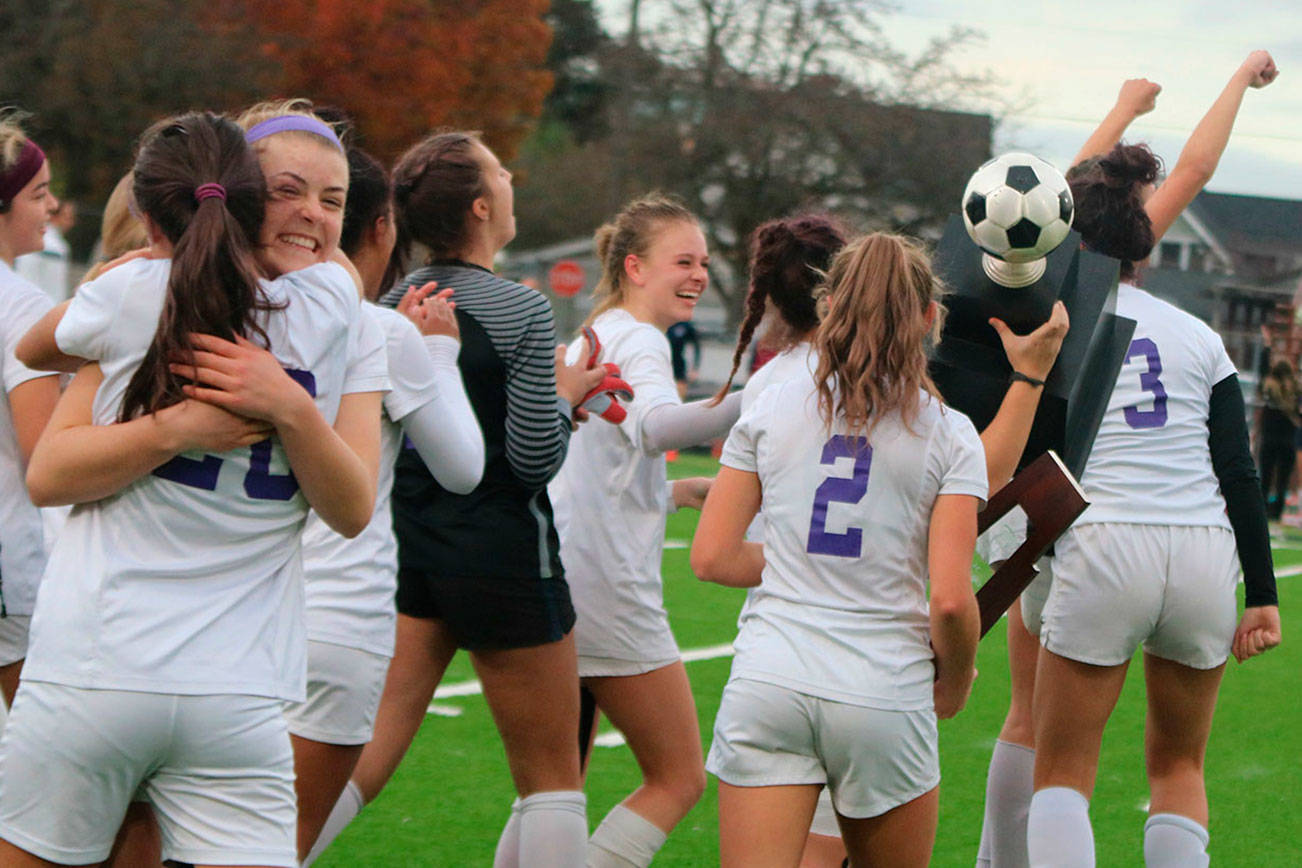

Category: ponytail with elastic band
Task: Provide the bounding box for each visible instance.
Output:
[194,182,226,204]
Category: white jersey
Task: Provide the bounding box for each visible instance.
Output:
[741,343,816,412]
[551,308,683,663]
[24,259,386,702]
[301,305,446,658]
[0,262,55,617]
[740,342,818,544]
[1076,284,1236,527]
[14,226,70,303]
[720,369,987,711]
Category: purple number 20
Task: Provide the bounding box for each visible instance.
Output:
[1122,338,1168,430]
[152,367,317,500]
[806,435,872,558]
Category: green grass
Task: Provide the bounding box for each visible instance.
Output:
[320,453,1302,865]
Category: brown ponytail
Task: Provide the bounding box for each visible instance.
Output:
[712,214,847,402]
[813,233,944,438]
[118,112,272,422]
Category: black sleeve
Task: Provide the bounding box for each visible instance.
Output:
[1208,373,1278,607]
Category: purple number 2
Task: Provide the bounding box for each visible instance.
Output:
[1122,338,1168,430]
[152,367,317,500]
[806,435,872,558]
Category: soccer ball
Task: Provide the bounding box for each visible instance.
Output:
[962,153,1073,264]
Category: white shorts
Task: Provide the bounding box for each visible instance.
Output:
[1019,559,1053,638]
[578,654,680,678]
[809,790,841,837]
[0,616,31,667]
[0,682,296,867]
[706,678,939,819]
[283,640,390,745]
[977,506,1028,566]
[1041,524,1238,669]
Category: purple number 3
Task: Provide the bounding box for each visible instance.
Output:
[806,435,872,557]
[1122,338,1168,429]
[152,368,317,499]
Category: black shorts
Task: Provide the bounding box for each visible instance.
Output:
[395,569,576,651]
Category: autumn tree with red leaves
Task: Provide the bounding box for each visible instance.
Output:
[225,0,554,161]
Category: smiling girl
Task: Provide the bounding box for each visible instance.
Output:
[0,110,61,706]
[0,110,381,868]
[549,194,741,867]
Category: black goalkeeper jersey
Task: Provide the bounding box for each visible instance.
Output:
[380,262,571,580]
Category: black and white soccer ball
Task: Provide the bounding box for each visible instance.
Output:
[962,153,1073,263]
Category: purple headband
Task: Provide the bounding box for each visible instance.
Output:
[0,139,47,207]
[244,116,343,151]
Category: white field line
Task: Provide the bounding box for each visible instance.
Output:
[426,642,735,714]
[426,561,1302,714]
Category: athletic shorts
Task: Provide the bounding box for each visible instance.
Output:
[283,641,391,745]
[977,506,1027,567]
[0,616,31,668]
[809,789,841,837]
[395,568,576,651]
[0,682,296,867]
[1041,523,1238,669]
[1019,559,1053,638]
[706,678,939,819]
[578,654,680,679]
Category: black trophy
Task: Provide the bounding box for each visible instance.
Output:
[929,153,1138,622]
[929,152,1137,478]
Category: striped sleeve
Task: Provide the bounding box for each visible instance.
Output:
[499,291,572,488]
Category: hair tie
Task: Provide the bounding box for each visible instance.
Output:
[244,115,344,151]
[195,182,227,203]
[0,139,47,209]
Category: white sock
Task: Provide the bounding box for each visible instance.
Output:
[1143,813,1209,868]
[976,740,1035,868]
[1027,787,1094,868]
[494,798,524,868]
[302,779,365,867]
[586,804,667,868]
[518,790,588,868]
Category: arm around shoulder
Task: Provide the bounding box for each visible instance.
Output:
[15,300,83,373]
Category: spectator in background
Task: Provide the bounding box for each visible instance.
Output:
[1256,357,1299,521]
[15,198,74,302]
[667,319,701,399]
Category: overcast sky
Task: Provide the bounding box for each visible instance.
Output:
[594,1,1302,199]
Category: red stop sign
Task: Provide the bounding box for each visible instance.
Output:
[548,260,586,297]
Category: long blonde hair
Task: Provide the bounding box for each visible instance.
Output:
[813,233,945,437]
[585,193,698,327]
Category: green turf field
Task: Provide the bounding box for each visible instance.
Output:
[320,452,1301,865]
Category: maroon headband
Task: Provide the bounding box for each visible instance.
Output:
[0,140,47,207]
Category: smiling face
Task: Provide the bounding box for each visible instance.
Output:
[0,159,56,265]
[253,133,348,277]
[622,219,709,331]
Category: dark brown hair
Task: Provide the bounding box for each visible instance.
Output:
[340,146,390,257]
[713,214,847,401]
[1067,143,1162,280]
[813,233,944,438]
[391,131,486,269]
[119,112,271,422]
[586,193,699,327]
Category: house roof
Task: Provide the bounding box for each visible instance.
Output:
[1189,191,1302,255]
